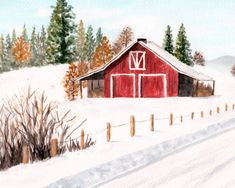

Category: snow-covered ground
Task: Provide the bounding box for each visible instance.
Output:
[0,59,235,188]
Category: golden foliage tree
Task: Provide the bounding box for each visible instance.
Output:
[63,62,89,100]
[63,63,79,101]
[91,36,113,70]
[113,26,134,54]
[12,36,31,66]
[77,62,89,76]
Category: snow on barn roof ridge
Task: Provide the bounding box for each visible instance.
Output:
[141,41,213,81]
[77,40,213,81]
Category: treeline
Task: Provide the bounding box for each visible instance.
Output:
[0,25,47,72]
[0,0,135,74]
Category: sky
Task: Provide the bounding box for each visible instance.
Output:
[0,0,235,60]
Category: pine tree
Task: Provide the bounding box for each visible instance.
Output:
[0,35,10,72]
[163,25,174,55]
[12,29,17,44]
[77,20,86,63]
[95,27,103,48]
[113,26,134,54]
[63,63,80,100]
[0,35,4,65]
[193,51,205,66]
[85,25,95,63]
[37,25,47,65]
[12,36,31,67]
[91,36,113,69]
[29,27,38,66]
[22,24,28,42]
[46,0,77,64]
[175,23,193,66]
[4,34,13,70]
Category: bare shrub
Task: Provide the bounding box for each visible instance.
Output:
[0,88,95,170]
[0,106,23,169]
[231,65,235,77]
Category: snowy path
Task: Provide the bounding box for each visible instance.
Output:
[47,117,235,188]
[101,123,235,188]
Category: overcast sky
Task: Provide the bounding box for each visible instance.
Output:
[1,0,235,60]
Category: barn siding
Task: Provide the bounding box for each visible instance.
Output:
[104,43,178,98]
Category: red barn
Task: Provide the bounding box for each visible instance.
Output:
[78,38,214,98]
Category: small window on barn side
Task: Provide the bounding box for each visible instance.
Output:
[129,51,146,70]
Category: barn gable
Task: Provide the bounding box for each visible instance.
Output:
[78,39,214,98]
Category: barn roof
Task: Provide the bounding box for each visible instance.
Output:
[77,40,213,81]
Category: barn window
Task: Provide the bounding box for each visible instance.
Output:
[129,51,146,70]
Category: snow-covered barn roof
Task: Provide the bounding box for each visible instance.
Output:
[77,40,213,81]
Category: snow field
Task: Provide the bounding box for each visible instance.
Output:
[0,61,235,187]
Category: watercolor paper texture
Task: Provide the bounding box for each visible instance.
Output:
[0,1,235,187]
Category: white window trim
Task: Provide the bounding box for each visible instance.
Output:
[110,74,136,98]
[138,74,167,98]
[129,51,146,70]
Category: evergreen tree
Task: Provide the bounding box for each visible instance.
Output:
[29,27,38,66]
[91,36,113,69]
[175,23,193,66]
[77,20,86,63]
[85,25,95,63]
[4,34,13,70]
[0,35,10,72]
[95,27,103,48]
[22,24,29,42]
[0,35,4,65]
[163,25,174,55]
[113,26,134,54]
[37,25,47,65]
[46,0,77,64]
[12,29,17,44]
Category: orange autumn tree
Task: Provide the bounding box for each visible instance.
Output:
[12,36,31,66]
[63,62,88,100]
[63,63,79,101]
[91,36,113,70]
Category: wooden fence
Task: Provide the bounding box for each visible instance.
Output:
[22,103,235,163]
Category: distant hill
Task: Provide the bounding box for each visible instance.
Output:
[205,56,235,74]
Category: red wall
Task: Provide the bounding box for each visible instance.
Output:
[104,43,178,98]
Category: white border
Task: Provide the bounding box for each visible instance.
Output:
[138,74,167,98]
[110,74,136,98]
[129,51,146,70]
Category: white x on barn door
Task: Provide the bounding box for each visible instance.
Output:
[129,51,146,70]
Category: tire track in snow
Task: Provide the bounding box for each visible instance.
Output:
[46,117,235,188]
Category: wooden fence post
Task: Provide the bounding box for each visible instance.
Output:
[180,115,183,123]
[22,144,30,164]
[107,122,111,142]
[201,111,204,118]
[79,81,83,99]
[130,115,135,137]
[191,112,194,120]
[217,107,220,114]
[170,113,173,126]
[50,138,58,157]
[225,104,228,111]
[209,110,212,116]
[150,114,154,132]
[80,129,85,149]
